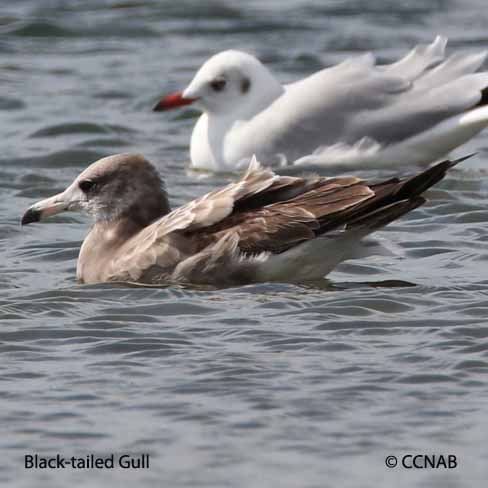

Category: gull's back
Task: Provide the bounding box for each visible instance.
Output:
[211,37,488,169]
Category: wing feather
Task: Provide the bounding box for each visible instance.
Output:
[235,38,488,161]
[112,157,461,283]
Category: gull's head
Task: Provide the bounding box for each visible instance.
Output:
[21,153,170,227]
[154,50,282,116]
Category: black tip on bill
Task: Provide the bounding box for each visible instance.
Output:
[21,208,41,226]
[152,100,164,112]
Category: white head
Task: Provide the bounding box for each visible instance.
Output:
[154,50,283,117]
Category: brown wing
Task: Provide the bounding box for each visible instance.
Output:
[115,157,315,269]
[192,177,374,254]
[118,156,465,282]
[189,156,466,255]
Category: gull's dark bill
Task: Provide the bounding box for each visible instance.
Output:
[21,207,41,226]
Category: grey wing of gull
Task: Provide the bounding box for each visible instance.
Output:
[245,37,488,161]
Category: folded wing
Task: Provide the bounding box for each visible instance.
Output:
[240,37,488,164]
[114,155,465,283]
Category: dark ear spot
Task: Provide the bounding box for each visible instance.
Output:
[240,77,251,94]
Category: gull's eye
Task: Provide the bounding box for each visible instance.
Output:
[210,78,226,92]
[79,179,96,193]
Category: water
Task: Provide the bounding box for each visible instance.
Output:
[1,1,488,486]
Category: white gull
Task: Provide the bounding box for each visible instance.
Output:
[154,36,488,172]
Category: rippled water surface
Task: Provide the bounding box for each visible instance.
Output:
[2,1,488,487]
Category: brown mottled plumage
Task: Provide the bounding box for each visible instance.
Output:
[21,153,469,286]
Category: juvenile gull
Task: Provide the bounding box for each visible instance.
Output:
[21,153,469,286]
[154,36,488,172]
